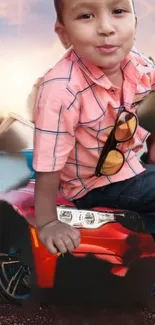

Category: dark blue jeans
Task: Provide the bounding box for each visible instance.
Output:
[74,165,155,232]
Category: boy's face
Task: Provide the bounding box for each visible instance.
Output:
[56,0,137,72]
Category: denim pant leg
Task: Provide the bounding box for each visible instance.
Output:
[74,165,155,215]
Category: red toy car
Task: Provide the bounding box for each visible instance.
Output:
[0,175,155,309]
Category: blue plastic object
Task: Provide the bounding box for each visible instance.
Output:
[21,150,36,179]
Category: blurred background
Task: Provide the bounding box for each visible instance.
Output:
[0,0,155,150]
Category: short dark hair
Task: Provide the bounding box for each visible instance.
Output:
[54,0,64,24]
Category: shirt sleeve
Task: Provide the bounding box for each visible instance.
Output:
[33,77,80,172]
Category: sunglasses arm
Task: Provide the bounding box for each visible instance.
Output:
[137,91,155,134]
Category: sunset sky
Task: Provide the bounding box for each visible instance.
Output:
[0,0,155,119]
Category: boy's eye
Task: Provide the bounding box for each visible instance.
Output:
[113,8,126,14]
[78,13,94,20]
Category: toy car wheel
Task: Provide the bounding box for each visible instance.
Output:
[0,247,31,304]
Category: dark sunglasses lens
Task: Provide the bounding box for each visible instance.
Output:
[100,149,124,176]
[115,112,137,142]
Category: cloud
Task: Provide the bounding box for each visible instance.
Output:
[0,1,8,17]
[0,0,8,18]
[135,0,155,19]
[0,36,66,119]
[0,0,42,25]
[0,0,25,24]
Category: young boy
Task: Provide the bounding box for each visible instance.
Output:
[33,0,155,255]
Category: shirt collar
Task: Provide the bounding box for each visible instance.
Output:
[67,48,145,89]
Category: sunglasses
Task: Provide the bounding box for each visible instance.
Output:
[95,106,138,177]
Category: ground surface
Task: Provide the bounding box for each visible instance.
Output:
[0,305,155,325]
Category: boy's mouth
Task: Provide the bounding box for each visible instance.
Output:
[96,44,119,55]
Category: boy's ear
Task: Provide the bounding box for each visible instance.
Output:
[55,21,71,49]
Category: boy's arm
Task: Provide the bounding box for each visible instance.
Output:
[35,171,80,255]
[146,134,155,164]
[137,91,155,133]
[33,77,80,254]
[35,171,60,228]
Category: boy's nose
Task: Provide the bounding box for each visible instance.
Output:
[97,18,115,36]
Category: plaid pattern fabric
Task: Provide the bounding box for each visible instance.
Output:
[33,48,155,200]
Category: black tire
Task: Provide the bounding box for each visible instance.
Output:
[0,247,31,305]
[0,201,35,305]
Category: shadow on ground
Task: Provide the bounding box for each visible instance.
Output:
[0,304,154,325]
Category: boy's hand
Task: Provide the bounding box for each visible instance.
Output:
[37,220,81,255]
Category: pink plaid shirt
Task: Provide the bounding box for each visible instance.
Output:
[33,48,155,200]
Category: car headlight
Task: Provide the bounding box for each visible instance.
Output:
[57,207,115,229]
